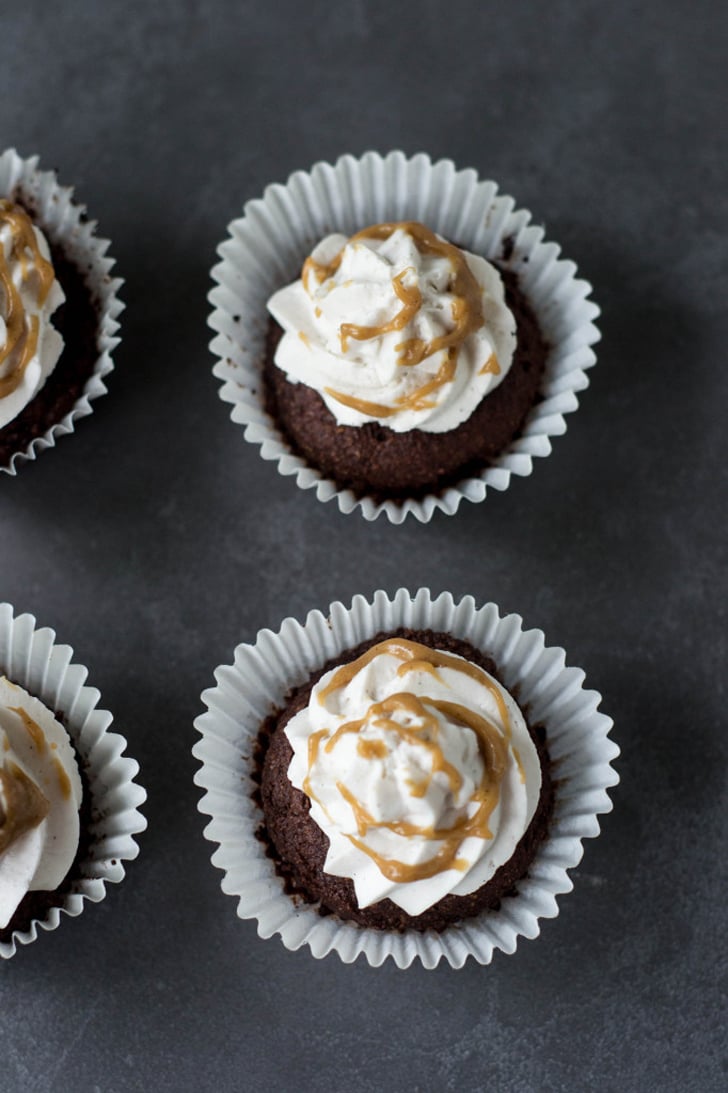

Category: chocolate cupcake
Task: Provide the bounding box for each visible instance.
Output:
[194,590,618,969]
[209,152,600,522]
[258,629,553,933]
[0,604,146,959]
[0,149,123,474]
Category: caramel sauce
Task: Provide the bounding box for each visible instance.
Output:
[0,761,49,855]
[479,353,500,376]
[512,745,525,784]
[324,350,458,418]
[336,780,377,837]
[302,729,329,805]
[357,738,388,760]
[307,639,514,885]
[0,200,55,397]
[396,659,442,682]
[322,388,399,419]
[318,638,507,717]
[395,352,456,412]
[52,755,72,800]
[9,705,47,755]
[299,219,480,378]
[339,267,421,353]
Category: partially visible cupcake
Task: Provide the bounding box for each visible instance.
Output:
[0,604,146,959]
[194,589,619,969]
[209,152,600,523]
[0,149,123,474]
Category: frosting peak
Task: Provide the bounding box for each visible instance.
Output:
[267,222,516,434]
[285,638,541,917]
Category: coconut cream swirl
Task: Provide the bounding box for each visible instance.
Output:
[0,678,82,929]
[267,222,516,434]
[0,200,65,430]
[285,638,541,916]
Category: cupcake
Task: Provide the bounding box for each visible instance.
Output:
[194,589,619,969]
[259,629,552,933]
[0,604,146,959]
[209,151,600,523]
[0,149,123,474]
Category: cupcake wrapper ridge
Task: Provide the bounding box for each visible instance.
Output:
[0,148,124,475]
[0,603,147,959]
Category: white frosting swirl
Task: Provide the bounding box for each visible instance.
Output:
[285,639,541,917]
[267,223,516,434]
[0,202,65,431]
[0,678,82,929]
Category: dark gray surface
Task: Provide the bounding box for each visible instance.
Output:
[0,1,726,1090]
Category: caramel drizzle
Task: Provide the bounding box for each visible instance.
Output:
[324,350,458,418]
[0,761,49,855]
[0,200,54,396]
[339,267,422,353]
[479,352,500,376]
[307,221,485,419]
[318,638,511,733]
[9,705,47,755]
[308,639,513,885]
[52,755,72,800]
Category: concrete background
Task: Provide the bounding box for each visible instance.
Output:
[0,1,726,1090]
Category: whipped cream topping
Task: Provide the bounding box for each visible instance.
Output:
[0,678,82,929]
[267,222,516,435]
[285,638,541,917]
[0,200,65,431]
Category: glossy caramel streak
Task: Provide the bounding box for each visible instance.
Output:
[306,640,515,885]
[323,387,399,418]
[302,728,329,805]
[0,761,49,855]
[0,199,54,395]
[339,267,421,352]
[479,352,500,376]
[52,755,72,800]
[318,638,510,730]
[356,738,388,760]
[9,706,47,755]
[395,351,457,412]
[304,221,485,372]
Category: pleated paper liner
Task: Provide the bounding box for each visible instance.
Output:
[0,148,123,474]
[209,150,600,523]
[194,589,618,969]
[0,604,147,958]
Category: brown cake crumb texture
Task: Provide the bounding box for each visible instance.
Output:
[0,206,101,468]
[263,263,549,501]
[255,629,553,933]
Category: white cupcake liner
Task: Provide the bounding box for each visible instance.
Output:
[194,588,618,969]
[0,604,147,958]
[209,150,600,523]
[0,148,124,475]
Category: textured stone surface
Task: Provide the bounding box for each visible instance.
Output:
[0,2,726,1090]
